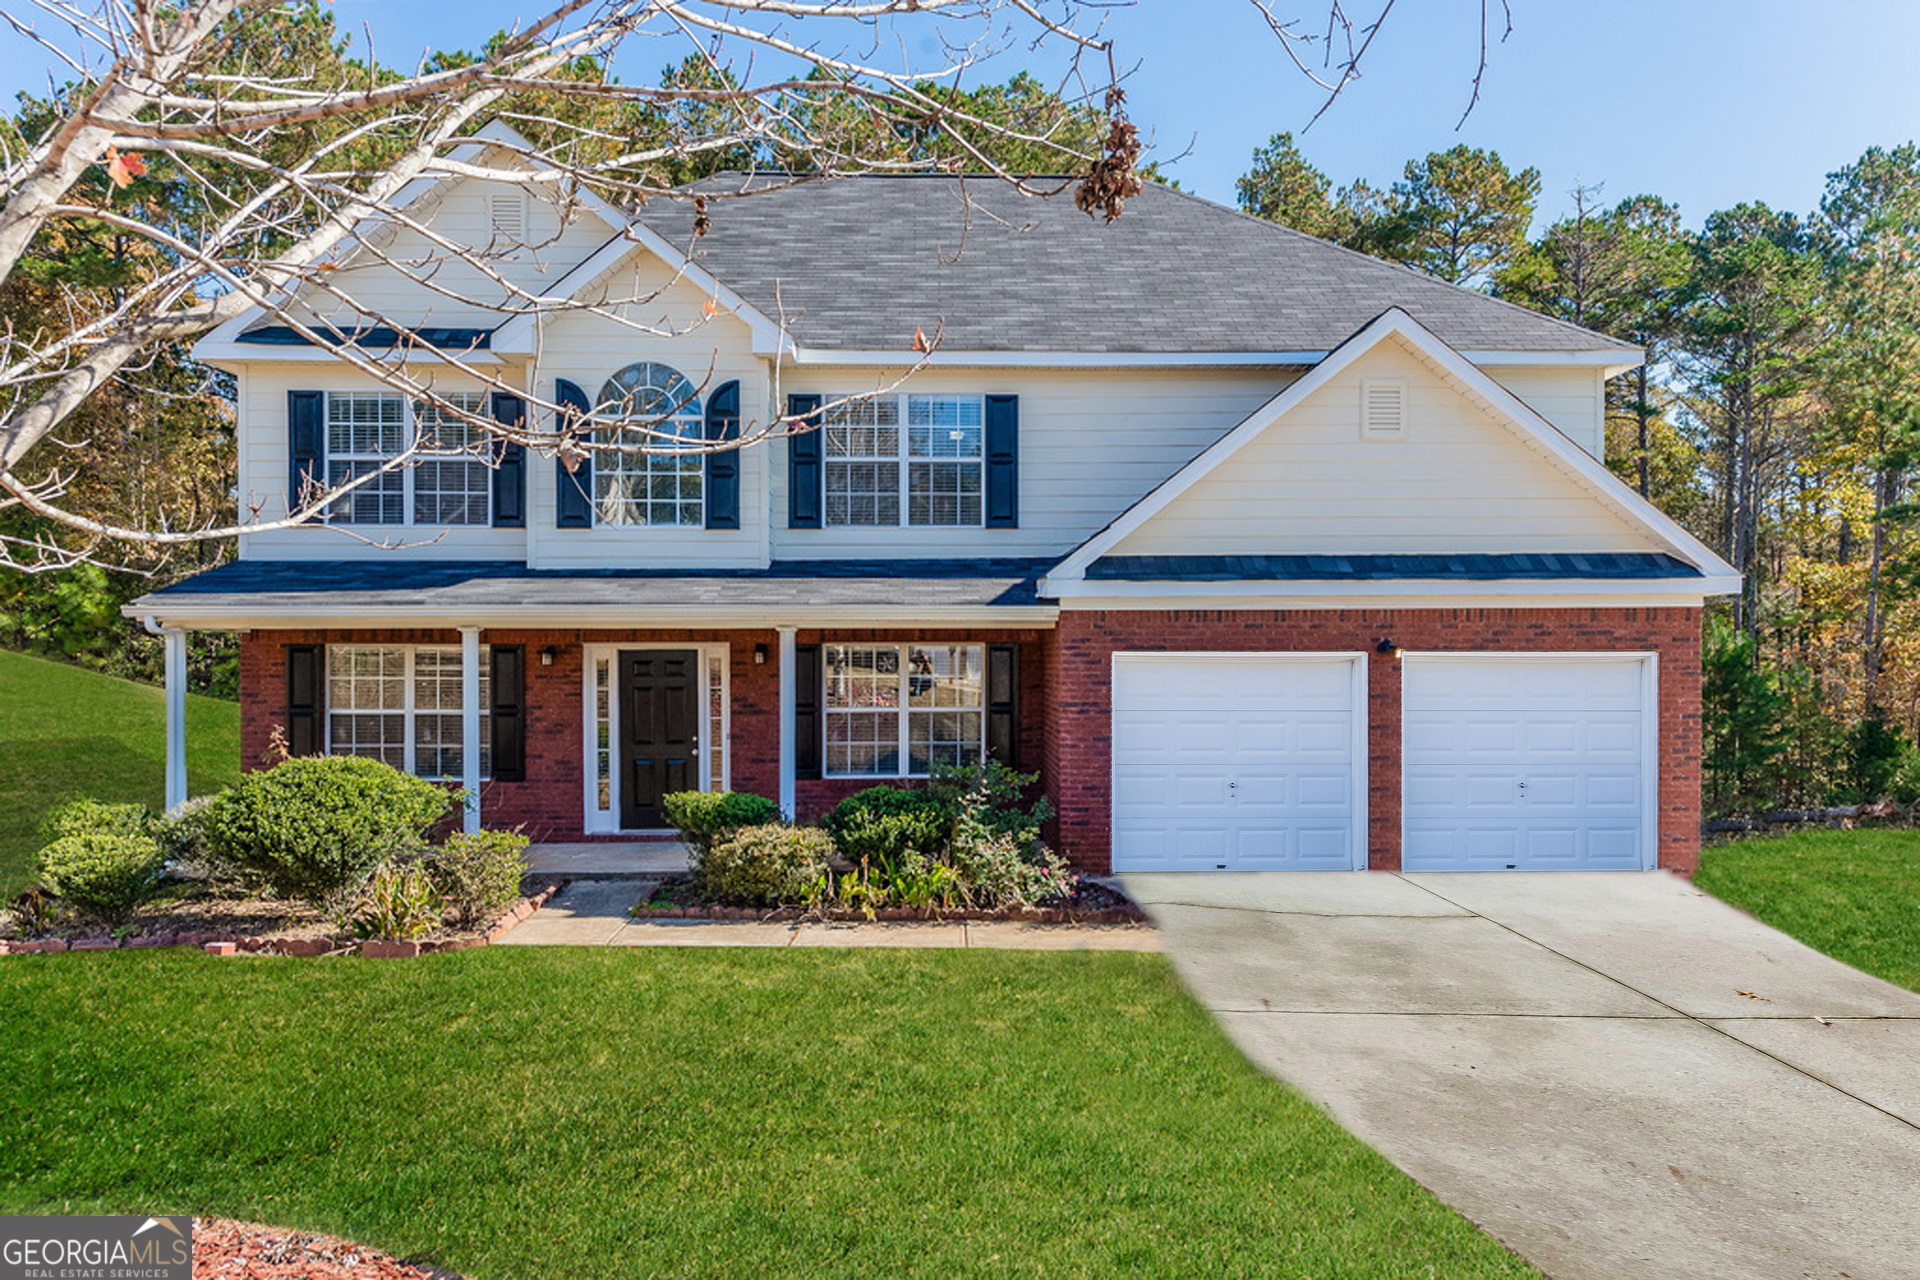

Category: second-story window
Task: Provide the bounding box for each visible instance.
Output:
[824,393,984,528]
[326,391,491,527]
[595,362,703,527]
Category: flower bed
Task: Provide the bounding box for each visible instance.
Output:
[0,880,565,957]
[632,874,1147,925]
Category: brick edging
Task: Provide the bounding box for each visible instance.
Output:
[1,881,568,960]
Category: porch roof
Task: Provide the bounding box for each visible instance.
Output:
[1085,552,1704,582]
[129,558,1059,629]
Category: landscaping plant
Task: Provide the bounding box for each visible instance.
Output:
[198,756,453,915]
[662,791,782,855]
[41,798,160,844]
[696,824,835,907]
[427,830,531,928]
[821,786,950,876]
[354,861,443,942]
[34,832,167,924]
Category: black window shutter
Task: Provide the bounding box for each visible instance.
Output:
[794,642,822,779]
[288,390,325,517]
[490,393,526,528]
[489,645,526,782]
[986,643,1018,765]
[985,394,1018,528]
[287,644,324,757]
[787,394,824,529]
[554,378,594,528]
[705,380,741,529]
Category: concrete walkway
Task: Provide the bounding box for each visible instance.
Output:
[497,879,1161,951]
[526,842,690,877]
[1124,870,1920,1280]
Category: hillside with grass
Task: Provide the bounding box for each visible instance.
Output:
[0,650,239,896]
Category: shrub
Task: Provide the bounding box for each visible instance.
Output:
[931,761,1053,851]
[35,833,166,923]
[822,786,951,875]
[355,861,443,941]
[697,824,835,907]
[199,756,454,909]
[662,791,783,855]
[42,798,158,844]
[427,829,531,928]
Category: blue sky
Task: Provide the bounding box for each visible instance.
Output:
[9,1,1918,228]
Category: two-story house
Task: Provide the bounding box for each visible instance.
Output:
[131,123,1738,875]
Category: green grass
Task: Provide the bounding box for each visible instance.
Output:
[0,947,1533,1279]
[1696,829,1920,992]
[0,649,240,896]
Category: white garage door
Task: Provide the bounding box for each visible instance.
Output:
[1111,653,1366,873]
[1402,654,1654,872]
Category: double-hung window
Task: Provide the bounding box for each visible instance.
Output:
[823,642,984,776]
[327,645,491,779]
[326,391,492,526]
[823,394,983,527]
[594,362,704,527]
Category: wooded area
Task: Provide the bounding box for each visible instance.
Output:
[0,2,1911,817]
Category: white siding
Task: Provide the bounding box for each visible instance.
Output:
[283,165,616,333]
[1109,339,1659,558]
[770,366,1298,560]
[525,254,770,570]
[237,362,530,561]
[1483,364,1608,461]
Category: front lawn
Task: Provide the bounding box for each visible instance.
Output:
[0,947,1533,1279]
[0,650,241,898]
[1696,829,1920,992]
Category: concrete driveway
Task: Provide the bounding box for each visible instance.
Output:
[1124,870,1920,1280]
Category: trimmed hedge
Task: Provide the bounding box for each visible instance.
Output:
[822,786,950,874]
[35,833,166,923]
[199,756,454,906]
[697,824,835,907]
[662,791,782,855]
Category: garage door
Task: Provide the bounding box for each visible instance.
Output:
[1111,653,1366,873]
[1402,654,1653,872]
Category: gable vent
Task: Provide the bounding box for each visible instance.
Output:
[487,191,527,240]
[1362,379,1406,438]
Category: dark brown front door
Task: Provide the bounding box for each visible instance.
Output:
[618,649,698,829]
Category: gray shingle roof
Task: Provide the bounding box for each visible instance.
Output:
[637,175,1639,356]
[142,559,1053,613]
[1087,553,1702,582]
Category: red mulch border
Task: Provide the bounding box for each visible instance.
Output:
[192,1216,465,1279]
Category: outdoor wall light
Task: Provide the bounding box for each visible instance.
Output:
[539,645,559,666]
[754,643,769,665]
[1374,638,1401,659]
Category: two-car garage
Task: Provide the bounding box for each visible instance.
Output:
[1109,650,1657,874]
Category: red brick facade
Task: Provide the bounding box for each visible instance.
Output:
[1041,607,1703,874]
[237,607,1702,872]
[237,626,1046,838]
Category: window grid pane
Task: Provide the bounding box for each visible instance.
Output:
[326,393,407,526]
[823,643,982,777]
[595,658,612,812]
[592,363,704,527]
[708,653,725,794]
[824,396,902,527]
[326,645,490,781]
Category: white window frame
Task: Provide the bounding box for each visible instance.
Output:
[326,390,493,528]
[325,644,492,781]
[592,362,705,528]
[581,642,731,834]
[822,641,987,779]
[823,392,986,529]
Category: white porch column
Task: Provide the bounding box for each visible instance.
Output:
[460,626,482,833]
[777,625,798,820]
[162,627,188,812]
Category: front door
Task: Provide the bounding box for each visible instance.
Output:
[618,649,699,829]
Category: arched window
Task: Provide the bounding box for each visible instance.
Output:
[592,361,704,527]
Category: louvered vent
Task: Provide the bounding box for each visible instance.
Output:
[488,191,527,240]
[1362,379,1406,438]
